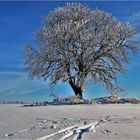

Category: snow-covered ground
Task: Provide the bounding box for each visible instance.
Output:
[0,104,140,139]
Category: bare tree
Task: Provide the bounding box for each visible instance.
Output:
[24,3,138,99]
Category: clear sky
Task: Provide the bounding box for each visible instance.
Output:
[0,1,140,102]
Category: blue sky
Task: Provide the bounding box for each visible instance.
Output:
[0,1,140,102]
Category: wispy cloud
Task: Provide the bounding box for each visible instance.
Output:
[0,64,24,73]
[0,71,49,96]
[0,71,24,75]
[0,85,46,96]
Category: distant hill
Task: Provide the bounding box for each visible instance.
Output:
[51,96,140,105]
[0,96,140,106]
[94,96,140,104]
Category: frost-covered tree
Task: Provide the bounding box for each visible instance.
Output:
[24,3,138,99]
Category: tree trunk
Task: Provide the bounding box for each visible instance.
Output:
[69,80,83,99]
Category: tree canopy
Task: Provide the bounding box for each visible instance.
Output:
[24,3,139,99]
